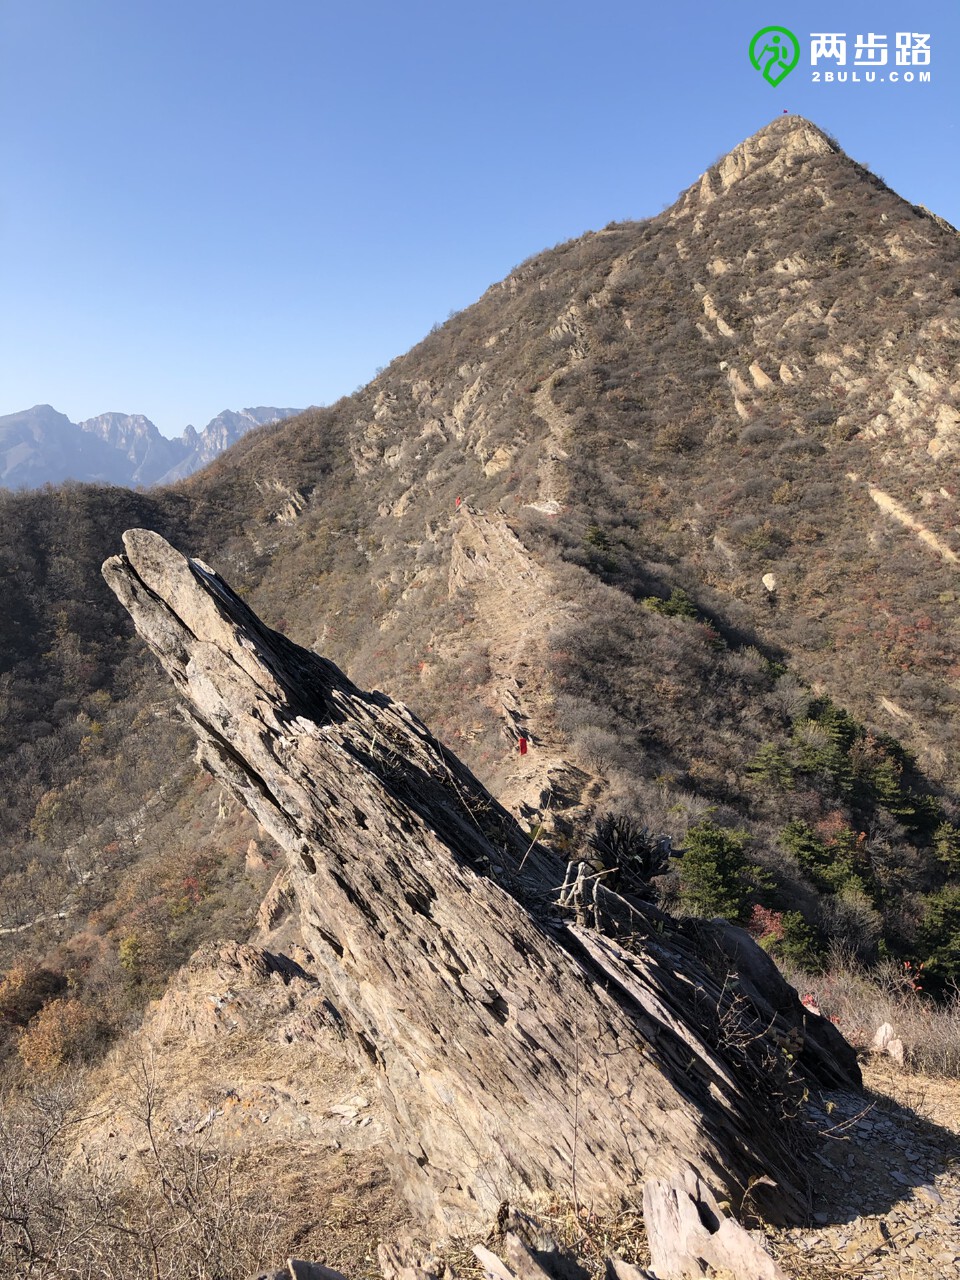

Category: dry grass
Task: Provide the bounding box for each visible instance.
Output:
[436,1201,650,1280]
[778,952,960,1077]
[540,1202,649,1277]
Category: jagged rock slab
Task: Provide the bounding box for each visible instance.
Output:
[103,530,855,1244]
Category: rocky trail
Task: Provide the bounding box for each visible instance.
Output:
[447,505,597,828]
[772,1063,960,1279]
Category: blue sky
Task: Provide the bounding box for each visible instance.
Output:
[1,0,957,436]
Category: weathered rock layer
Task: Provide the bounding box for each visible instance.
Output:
[103,530,858,1244]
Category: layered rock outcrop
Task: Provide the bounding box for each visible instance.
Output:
[103,529,860,1272]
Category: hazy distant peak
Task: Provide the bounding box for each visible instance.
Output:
[0,404,301,489]
[79,412,163,449]
[12,404,72,429]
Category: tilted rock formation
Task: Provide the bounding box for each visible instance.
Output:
[103,529,860,1269]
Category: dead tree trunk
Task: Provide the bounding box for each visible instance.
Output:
[103,530,859,1254]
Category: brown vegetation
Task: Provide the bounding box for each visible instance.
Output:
[0,114,959,1275]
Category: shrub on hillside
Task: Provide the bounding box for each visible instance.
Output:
[921,887,960,979]
[17,997,106,1074]
[679,820,751,921]
[778,951,960,1077]
[0,965,67,1028]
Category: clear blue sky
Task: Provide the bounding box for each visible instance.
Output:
[1,0,957,436]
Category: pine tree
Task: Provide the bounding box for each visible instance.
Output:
[680,820,749,921]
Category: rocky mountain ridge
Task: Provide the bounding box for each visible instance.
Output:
[1,115,959,1278]
[2,115,959,984]
[0,403,301,489]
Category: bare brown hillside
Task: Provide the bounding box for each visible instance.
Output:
[180,118,960,796]
[1,113,958,1086]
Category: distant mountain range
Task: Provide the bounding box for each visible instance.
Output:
[0,404,301,489]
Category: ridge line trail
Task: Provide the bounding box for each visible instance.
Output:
[448,506,604,825]
[531,373,574,514]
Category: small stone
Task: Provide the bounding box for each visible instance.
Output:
[863,1222,889,1247]
[872,1022,896,1051]
[915,1184,944,1205]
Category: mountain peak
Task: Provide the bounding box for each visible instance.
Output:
[719,115,837,185]
[0,405,301,489]
[751,114,838,152]
[679,115,840,212]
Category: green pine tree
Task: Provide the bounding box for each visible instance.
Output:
[680,820,750,921]
[933,822,960,872]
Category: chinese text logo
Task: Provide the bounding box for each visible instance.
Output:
[810,32,930,67]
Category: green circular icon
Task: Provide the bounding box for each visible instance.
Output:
[750,26,801,87]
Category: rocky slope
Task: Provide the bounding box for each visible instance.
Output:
[101,526,863,1270]
[168,116,960,805]
[0,118,957,1278]
[2,114,959,1005]
[0,112,957,1049]
[178,115,959,974]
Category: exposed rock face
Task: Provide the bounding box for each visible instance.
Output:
[143,941,317,1045]
[706,116,837,197]
[103,529,859,1249]
[78,411,186,484]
